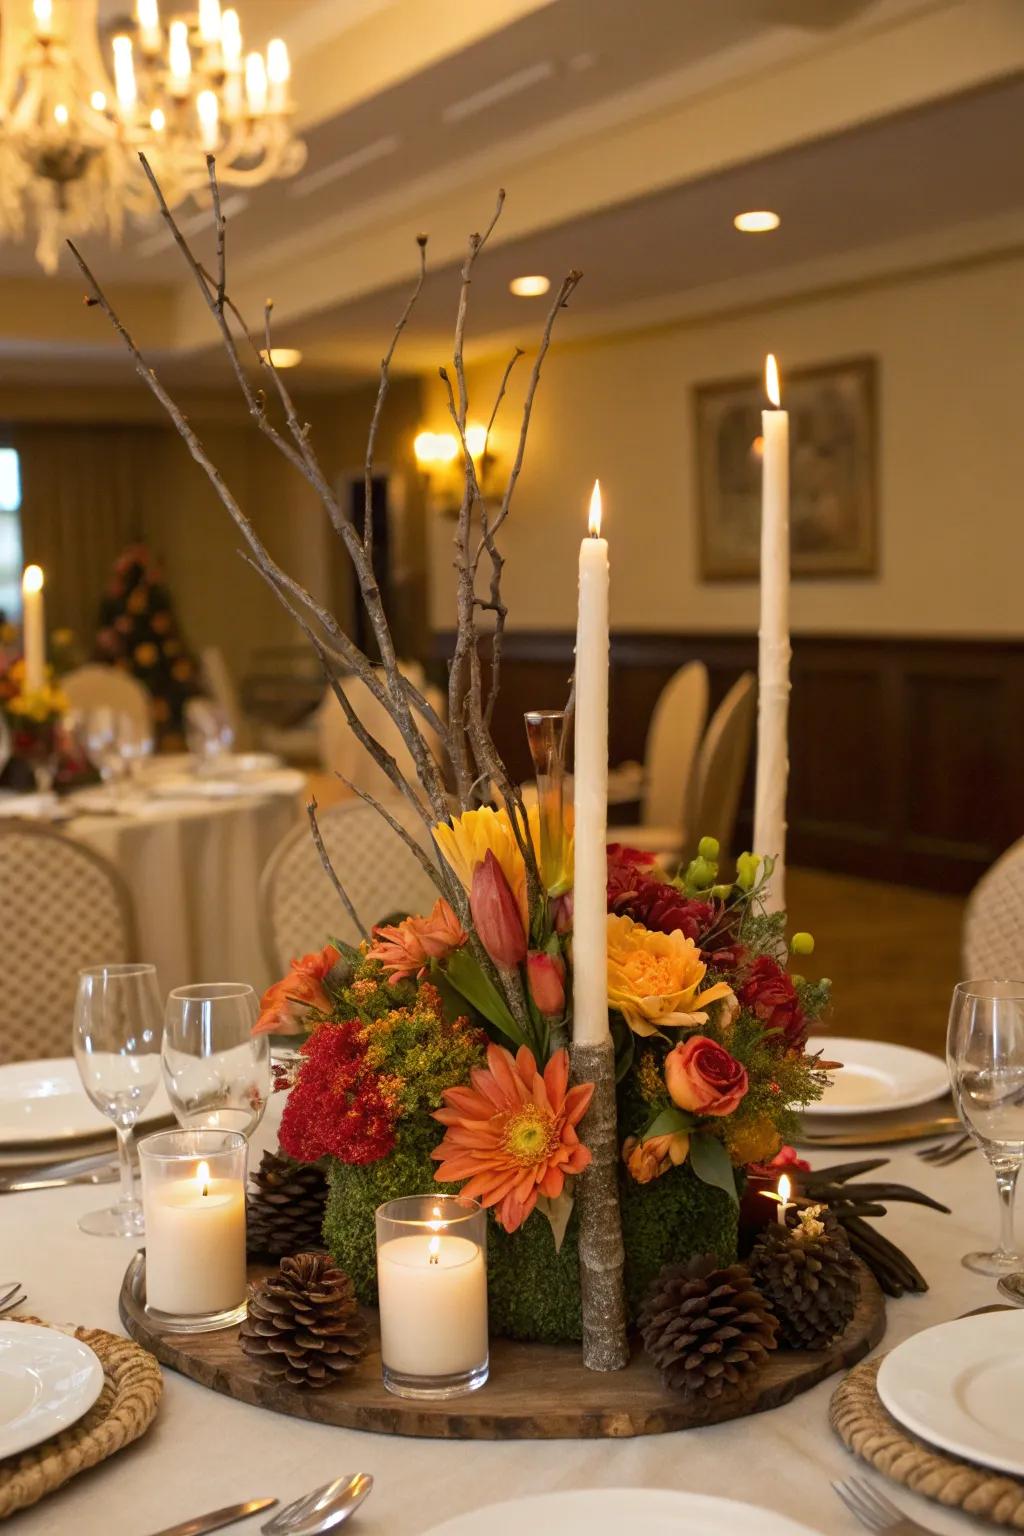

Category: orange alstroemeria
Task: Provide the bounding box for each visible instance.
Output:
[253,943,340,1036]
[367,899,467,983]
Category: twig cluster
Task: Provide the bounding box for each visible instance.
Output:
[68,153,581,1030]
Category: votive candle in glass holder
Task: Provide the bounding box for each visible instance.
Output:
[375,1194,488,1399]
[139,1128,247,1332]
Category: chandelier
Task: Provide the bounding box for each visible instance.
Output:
[0,0,306,274]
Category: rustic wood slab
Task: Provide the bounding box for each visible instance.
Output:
[119,1253,885,1440]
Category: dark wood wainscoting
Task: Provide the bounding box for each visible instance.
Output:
[431,630,1024,894]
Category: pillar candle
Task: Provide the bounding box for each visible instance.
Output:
[753,354,791,913]
[21,565,45,694]
[143,1159,246,1315]
[572,480,610,1046]
[377,1232,487,1377]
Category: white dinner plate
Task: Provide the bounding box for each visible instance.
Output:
[200,753,282,777]
[421,1490,823,1536]
[0,1322,104,1460]
[0,1058,171,1147]
[804,1036,948,1117]
[877,1312,1024,1478]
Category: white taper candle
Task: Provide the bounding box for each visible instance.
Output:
[572,480,610,1046]
[21,565,45,694]
[753,353,791,912]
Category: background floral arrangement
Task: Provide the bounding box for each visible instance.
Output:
[260,812,830,1343]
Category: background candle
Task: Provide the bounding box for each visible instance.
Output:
[753,354,791,913]
[21,565,45,694]
[572,480,610,1046]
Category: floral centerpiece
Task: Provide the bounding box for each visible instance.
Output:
[0,650,69,789]
[258,826,829,1345]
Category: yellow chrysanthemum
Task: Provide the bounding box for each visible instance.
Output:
[432,807,528,930]
[606,913,734,1038]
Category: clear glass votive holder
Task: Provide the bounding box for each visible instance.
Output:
[375,1194,489,1400]
[139,1128,248,1333]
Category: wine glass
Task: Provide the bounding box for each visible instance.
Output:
[947,978,1024,1274]
[185,699,234,771]
[72,963,163,1237]
[83,706,127,797]
[162,982,269,1137]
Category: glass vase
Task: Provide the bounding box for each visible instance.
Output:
[524,708,571,896]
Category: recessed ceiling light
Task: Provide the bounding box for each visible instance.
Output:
[260,347,302,369]
[734,210,780,233]
[509,275,550,298]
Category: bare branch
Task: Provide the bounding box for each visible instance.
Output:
[453,189,505,429]
[307,796,368,940]
[365,234,428,555]
[332,773,446,898]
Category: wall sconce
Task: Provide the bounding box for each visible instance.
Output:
[414,423,497,516]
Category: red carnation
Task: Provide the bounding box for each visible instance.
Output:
[606,843,660,914]
[627,884,715,943]
[279,1019,396,1165]
[737,955,808,1053]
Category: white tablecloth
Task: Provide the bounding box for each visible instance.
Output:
[66,792,303,996]
[7,1122,1003,1536]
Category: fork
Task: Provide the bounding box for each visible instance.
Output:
[833,1475,940,1534]
[918,1132,974,1166]
[0,1281,26,1316]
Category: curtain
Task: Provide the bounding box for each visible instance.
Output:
[12,423,166,644]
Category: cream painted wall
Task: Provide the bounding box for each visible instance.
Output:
[425,252,1024,638]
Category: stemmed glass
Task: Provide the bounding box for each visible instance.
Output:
[162,982,269,1137]
[72,963,163,1237]
[947,978,1024,1275]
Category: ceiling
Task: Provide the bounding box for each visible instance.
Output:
[0,0,1020,387]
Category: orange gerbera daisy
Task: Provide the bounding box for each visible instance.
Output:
[431,1043,594,1233]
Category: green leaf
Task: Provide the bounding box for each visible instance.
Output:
[535,1187,575,1254]
[690,1131,739,1204]
[438,951,526,1048]
[643,1105,696,1140]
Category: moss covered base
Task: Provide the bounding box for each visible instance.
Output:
[323,1124,738,1345]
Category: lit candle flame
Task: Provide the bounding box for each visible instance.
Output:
[245,50,268,115]
[587,478,602,537]
[198,0,222,45]
[33,0,52,36]
[221,8,242,70]
[53,103,68,126]
[112,35,137,111]
[168,19,191,88]
[197,88,219,151]
[427,1233,440,1266]
[266,37,290,86]
[765,353,781,409]
[22,564,43,595]
[777,1172,791,1206]
[196,1159,211,1197]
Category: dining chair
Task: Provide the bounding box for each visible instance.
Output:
[606,661,708,860]
[963,836,1024,979]
[0,821,138,1064]
[314,663,447,807]
[258,796,442,975]
[689,670,756,859]
[61,664,153,737]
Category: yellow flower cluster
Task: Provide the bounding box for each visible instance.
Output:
[6,679,68,723]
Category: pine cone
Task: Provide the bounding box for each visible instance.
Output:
[239,1253,367,1389]
[246,1151,327,1259]
[749,1205,858,1349]
[638,1254,778,1406]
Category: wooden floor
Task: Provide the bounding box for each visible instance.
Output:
[786,867,965,1055]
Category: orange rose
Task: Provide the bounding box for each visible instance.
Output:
[622,1130,690,1184]
[665,1035,748,1117]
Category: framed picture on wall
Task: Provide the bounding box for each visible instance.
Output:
[695,356,878,580]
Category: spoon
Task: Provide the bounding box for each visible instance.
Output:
[261,1475,373,1536]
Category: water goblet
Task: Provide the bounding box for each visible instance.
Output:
[947,977,1024,1275]
[72,962,163,1237]
[162,982,269,1138]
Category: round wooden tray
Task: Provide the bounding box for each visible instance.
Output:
[119,1252,885,1441]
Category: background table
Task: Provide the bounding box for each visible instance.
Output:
[6,1119,1009,1536]
[67,790,303,994]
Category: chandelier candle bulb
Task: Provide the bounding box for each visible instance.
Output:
[198,0,222,47]
[168,19,191,93]
[753,353,791,913]
[135,0,161,54]
[32,0,52,42]
[220,7,242,71]
[20,565,45,694]
[572,479,611,1047]
[112,36,137,113]
[139,1130,247,1327]
[375,1196,488,1399]
[197,89,219,152]
[245,51,267,115]
[266,38,290,111]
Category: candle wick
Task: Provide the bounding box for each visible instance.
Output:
[202,1184,209,1198]
[428,1251,439,1265]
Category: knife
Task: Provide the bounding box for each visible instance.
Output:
[144,1497,278,1536]
[798,1115,960,1148]
[1,1167,119,1194]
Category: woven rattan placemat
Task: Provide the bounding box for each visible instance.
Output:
[0,1316,162,1521]
[831,1355,1024,1528]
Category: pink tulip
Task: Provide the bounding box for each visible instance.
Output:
[470,850,527,969]
[527,950,566,1017]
